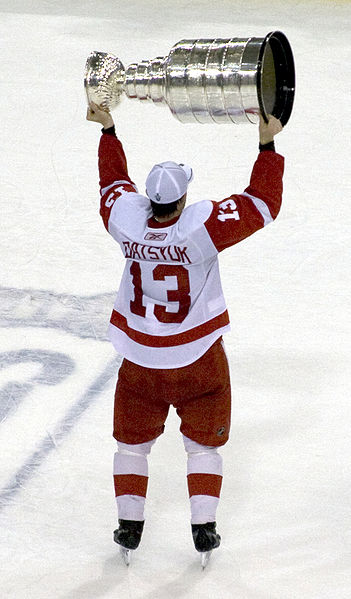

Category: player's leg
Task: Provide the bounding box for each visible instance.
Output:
[182,434,223,552]
[113,439,156,549]
[113,439,156,519]
[182,435,223,526]
[112,358,169,549]
[175,338,231,551]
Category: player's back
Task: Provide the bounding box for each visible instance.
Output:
[107,193,230,368]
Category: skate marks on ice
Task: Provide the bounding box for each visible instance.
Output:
[62,550,236,599]
[0,354,120,509]
[59,555,132,599]
[0,285,115,342]
[0,286,121,511]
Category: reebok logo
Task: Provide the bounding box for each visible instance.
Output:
[144,232,168,241]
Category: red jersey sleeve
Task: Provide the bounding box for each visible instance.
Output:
[204,151,284,252]
[98,133,138,230]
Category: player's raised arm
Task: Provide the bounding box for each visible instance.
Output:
[204,114,284,252]
[87,102,137,230]
[86,101,135,191]
[244,114,284,218]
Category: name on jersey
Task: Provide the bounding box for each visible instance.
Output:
[122,241,192,264]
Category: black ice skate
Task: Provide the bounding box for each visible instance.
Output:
[192,521,221,552]
[191,522,221,568]
[114,519,144,565]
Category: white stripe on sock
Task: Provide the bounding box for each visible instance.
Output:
[116,495,146,521]
[183,435,223,476]
[190,495,219,524]
[187,452,223,476]
[113,452,148,476]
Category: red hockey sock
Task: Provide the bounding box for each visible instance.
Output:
[113,439,155,521]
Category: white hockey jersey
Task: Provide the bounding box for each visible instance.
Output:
[98,132,284,368]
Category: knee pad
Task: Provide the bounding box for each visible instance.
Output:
[116,438,156,458]
[182,435,218,455]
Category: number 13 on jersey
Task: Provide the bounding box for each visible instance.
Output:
[217,199,240,221]
[129,261,191,324]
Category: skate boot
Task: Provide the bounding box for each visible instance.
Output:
[113,519,144,550]
[191,522,221,553]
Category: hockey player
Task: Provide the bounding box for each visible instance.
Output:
[86,102,284,561]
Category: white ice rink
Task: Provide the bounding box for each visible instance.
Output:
[1,1,351,597]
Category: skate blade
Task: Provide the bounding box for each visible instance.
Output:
[120,547,132,566]
[201,551,212,569]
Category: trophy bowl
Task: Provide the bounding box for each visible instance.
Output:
[84,51,125,110]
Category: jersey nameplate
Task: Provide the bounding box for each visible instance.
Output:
[122,241,192,264]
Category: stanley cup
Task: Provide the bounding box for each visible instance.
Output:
[84,31,295,125]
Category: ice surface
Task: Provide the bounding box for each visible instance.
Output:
[1,1,351,597]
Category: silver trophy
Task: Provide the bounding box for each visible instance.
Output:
[84,31,295,125]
